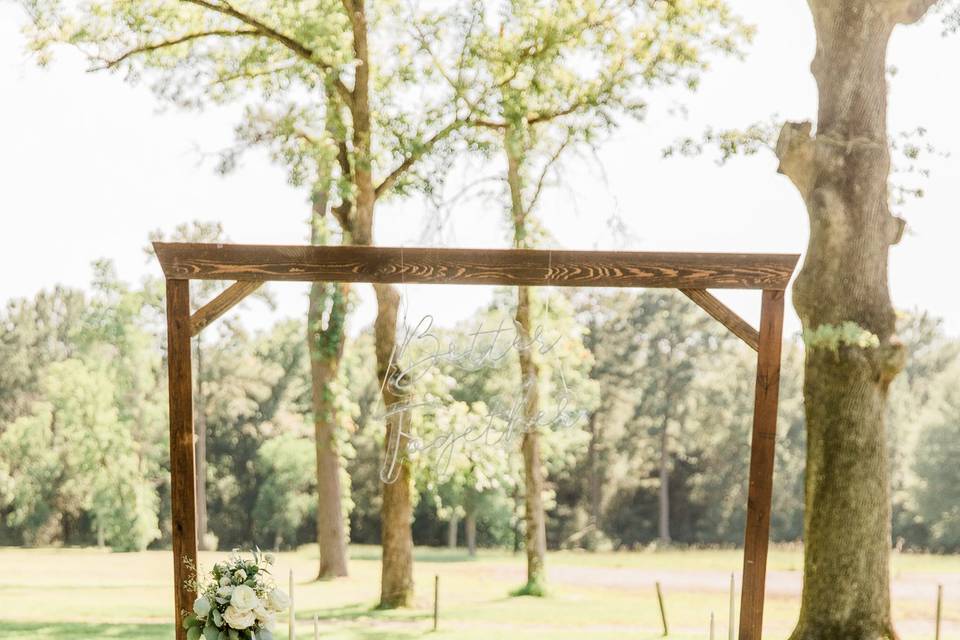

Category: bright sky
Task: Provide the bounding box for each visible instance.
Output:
[2,2,959,338]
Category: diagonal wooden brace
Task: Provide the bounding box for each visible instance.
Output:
[190,281,262,337]
[680,289,760,352]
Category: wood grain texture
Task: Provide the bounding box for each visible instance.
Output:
[739,289,785,640]
[165,279,198,640]
[680,289,760,351]
[154,243,799,290]
[190,281,262,337]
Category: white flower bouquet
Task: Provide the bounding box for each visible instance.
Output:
[183,550,290,640]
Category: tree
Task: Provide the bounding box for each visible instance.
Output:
[0,359,161,551]
[773,1,941,637]
[0,286,86,425]
[886,312,960,548]
[913,366,960,551]
[21,0,475,601]
[415,0,749,589]
[199,318,311,549]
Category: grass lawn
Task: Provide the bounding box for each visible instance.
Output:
[1,545,956,639]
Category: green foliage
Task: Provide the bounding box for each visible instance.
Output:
[564,289,807,548]
[912,379,960,551]
[0,359,160,550]
[1,268,959,553]
[253,434,317,548]
[9,0,959,569]
[416,0,751,236]
[662,117,780,163]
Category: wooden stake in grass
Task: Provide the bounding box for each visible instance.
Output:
[656,581,669,636]
[710,611,715,640]
[729,572,736,640]
[314,613,319,640]
[936,583,943,640]
[433,574,440,632]
[288,569,294,640]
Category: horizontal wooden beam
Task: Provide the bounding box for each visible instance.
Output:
[190,281,262,336]
[681,289,760,351]
[154,243,798,290]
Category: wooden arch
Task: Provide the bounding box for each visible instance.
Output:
[156,242,797,640]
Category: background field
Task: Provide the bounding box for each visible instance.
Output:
[2,545,955,639]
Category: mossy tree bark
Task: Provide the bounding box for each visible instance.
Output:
[309,189,351,579]
[777,1,937,637]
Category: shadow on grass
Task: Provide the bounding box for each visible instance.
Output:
[301,602,432,623]
[349,548,478,564]
[5,622,172,639]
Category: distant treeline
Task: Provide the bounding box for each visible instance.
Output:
[1,261,958,553]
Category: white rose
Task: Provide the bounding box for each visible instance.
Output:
[255,606,276,631]
[217,585,235,599]
[233,568,248,584]
[264,553,276,564]
[222,604,257,630]
[219,575,232,587]
[230,584,260,611]
[193,595,212,618]
[266,588,290,612]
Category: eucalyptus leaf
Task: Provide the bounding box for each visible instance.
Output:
[204,622,220,640]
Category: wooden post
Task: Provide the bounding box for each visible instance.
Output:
[166,278,197,640]
[738,290,785,640]
[935,584,943,640]
[433,574,440,631]
[710,612,715,640]
[656,581,669,636]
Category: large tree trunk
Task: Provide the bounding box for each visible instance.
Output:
[309,158,351,579]
[340,0,415,608]
[776,2,935,637]
[194,341,210,551]
[517,286,547,591]
[374,282,414,608]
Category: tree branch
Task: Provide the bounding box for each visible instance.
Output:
[473,118,507,130]
[526,135,573,216]
[96,29,260,69]
[180,0,353,104]
[527,101,587,126]
[775,121,816,198]
[374,119,466,199]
